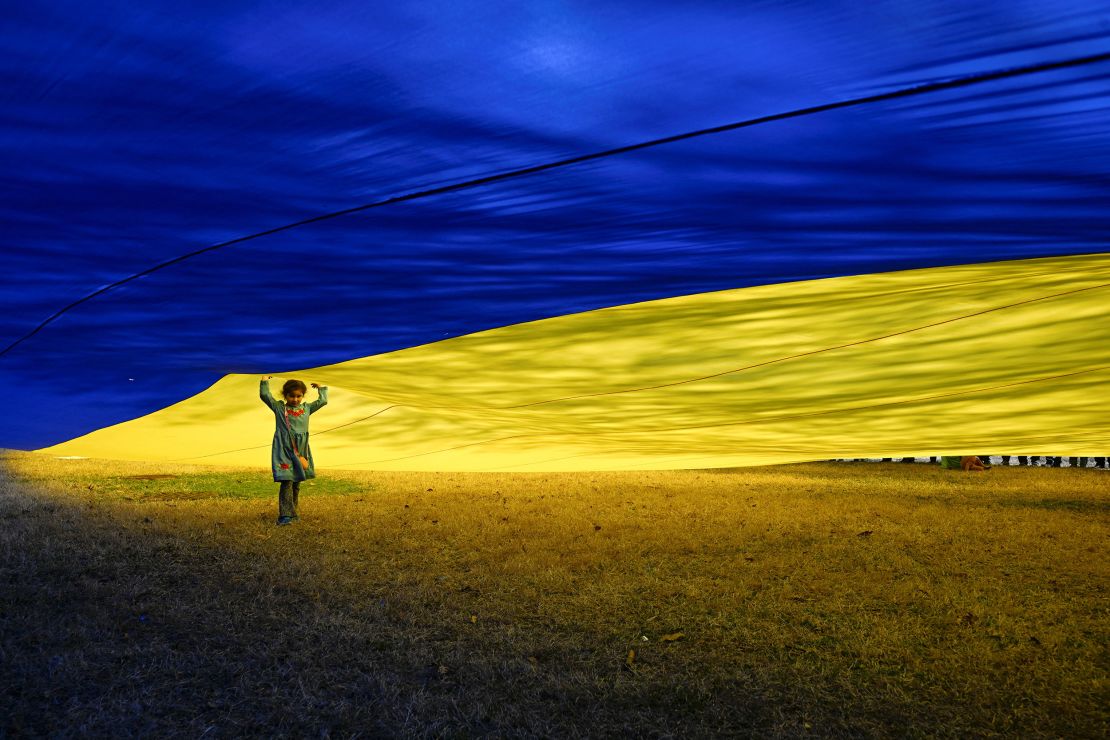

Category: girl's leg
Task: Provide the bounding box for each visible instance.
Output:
[278,481,295,521]
[292,482,301,519]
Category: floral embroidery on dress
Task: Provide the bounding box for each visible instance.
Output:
[280,463,290,469]
[287,408,306,417]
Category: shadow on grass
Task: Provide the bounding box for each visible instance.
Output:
[0,478,787,737]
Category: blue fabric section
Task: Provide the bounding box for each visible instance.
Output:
[3,1,1109,448]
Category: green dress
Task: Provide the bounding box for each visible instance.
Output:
[938,456,963,470]
[260,380,328,482]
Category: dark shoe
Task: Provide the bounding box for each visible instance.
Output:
[276,516,293,526]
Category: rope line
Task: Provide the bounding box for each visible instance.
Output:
[170,403,398,462]
[4,50,1109,359]
[498,280,1110,408]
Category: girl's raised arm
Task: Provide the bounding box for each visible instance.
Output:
[260,376,278,408]
[307,384,328,413]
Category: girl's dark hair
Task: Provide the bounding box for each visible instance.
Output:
[282,379,308,397]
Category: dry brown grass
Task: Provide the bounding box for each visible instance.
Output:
[2,451,1107,738]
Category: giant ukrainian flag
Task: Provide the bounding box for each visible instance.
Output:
[5,2,1109,469]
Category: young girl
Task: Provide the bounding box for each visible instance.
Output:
[260,376,328,525]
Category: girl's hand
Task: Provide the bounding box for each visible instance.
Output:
[261,375,272,380]
[310,382,320,389]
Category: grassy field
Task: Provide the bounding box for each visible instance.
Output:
[1,451,1106,738]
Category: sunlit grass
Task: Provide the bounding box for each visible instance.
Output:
[2,451,1107,737]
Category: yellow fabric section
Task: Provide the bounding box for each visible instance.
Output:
[41,253,1110,470]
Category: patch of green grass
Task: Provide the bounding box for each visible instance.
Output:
[103,472,366,501]
[6,457,366,501]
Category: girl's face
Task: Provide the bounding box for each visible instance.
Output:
[283,390,304,406]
